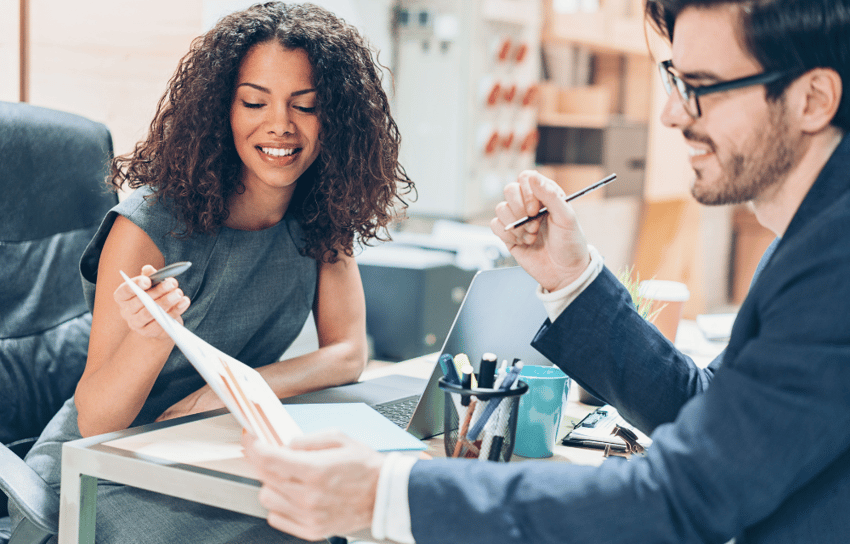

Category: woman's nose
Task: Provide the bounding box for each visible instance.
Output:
[268,104,294,135]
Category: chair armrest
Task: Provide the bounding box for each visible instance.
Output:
[0,444,58,535]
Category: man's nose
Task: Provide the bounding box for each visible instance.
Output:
[659,89,694,129]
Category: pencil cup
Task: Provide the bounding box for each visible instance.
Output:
[438,377,528,462]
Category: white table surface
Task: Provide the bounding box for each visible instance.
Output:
[57,319,728,543]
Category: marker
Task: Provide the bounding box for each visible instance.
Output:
[505,173,616,230]
[476,368,510,459]
[467,362,523,441]
[488,386,517,461]
[438,353,461,385]
[453,353,477,388]
[461,365,474,406]
[148,261,192,285]
[478,353,498,389]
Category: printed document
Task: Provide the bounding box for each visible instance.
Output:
[120,271,303,446]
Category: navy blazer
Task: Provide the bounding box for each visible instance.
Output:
[407,134,850,544]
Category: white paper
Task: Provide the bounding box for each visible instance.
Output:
[120,271,303,446]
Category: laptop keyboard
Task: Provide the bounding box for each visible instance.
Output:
[373,395,420,428]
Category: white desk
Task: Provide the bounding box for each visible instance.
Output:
[55,358,607,543]
[57,356,438,544]
[58,409,266,544]
[57,321,727,543]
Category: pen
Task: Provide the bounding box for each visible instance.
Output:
[453,398,477,457]
[504,173,617,230]
[148,261,192,285]
[487,402,511,461]
[467,362,523,441]
[561,438,628,452]
[476,369,511,460]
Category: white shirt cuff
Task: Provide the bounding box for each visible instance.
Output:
[536,245,604,322]
[371,452,417,544]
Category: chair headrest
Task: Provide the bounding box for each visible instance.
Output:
[0,101,116,242]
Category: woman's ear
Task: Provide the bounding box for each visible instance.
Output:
[794,68,842,134]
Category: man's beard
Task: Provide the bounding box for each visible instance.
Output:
[687,98,800,206]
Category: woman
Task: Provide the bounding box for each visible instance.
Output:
[15,3,413,542]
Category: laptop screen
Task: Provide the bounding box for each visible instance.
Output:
[440,266,554,368]
[406,265,554,439]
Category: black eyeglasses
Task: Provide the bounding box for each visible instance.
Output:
[658,59,790,118]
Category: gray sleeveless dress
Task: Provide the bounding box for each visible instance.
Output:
[13,186,320,543]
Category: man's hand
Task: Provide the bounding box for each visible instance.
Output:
[490,170,591,292]
[243,430,386,541]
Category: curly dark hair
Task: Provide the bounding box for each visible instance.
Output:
[112,1,415,262]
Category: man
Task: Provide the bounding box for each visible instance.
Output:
[244,0,850,542]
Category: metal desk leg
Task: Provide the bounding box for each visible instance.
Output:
[59,446,97,544]
[79,475,97,544]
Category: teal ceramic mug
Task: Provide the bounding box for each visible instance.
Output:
[513,365,570,458]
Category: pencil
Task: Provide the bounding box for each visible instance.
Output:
[504,173,617,230]
[453,399,478,458]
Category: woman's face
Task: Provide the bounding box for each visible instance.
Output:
[230,42,321,195]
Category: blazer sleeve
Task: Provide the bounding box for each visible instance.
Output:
[407,235,850,544]
[532,266,716,434]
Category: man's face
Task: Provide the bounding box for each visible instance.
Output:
[660,5,802,205]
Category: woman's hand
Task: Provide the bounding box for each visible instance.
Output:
[113,264,191,340]
[156,385,225,422]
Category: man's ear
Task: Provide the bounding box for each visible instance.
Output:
[794,68,842,133]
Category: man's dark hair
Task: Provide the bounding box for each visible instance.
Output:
[646,0,850,132]
[112,2,414,262]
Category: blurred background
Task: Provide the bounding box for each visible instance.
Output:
[1,0,771,360]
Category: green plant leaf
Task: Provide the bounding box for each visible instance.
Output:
[616,265,665,323]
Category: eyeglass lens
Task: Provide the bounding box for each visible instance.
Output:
[659,63,700,117]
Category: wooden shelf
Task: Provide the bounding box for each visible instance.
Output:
[538,111,609,129]
[537,83,612,128]
[542,10,648,56]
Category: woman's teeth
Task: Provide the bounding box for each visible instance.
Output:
[261,147,296,157]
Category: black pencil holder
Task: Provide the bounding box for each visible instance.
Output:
[438,377,528,462]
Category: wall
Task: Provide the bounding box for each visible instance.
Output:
[0,0,21,101]
[1,0,202,159]
[1,0,393,163]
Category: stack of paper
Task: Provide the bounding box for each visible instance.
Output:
[120,271,425,452]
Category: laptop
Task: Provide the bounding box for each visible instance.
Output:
[280,265,555,439]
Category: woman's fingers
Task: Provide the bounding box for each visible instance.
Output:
[113,268,191,336]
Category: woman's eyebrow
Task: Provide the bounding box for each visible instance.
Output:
[236,82,271,93]
[235,83,317,97]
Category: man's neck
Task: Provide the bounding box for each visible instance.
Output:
[751,127,844,237]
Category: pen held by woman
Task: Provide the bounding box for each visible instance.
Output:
[504,173,617,230]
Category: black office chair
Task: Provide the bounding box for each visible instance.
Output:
[0,101,117,543]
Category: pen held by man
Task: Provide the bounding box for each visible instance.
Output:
[504,173,617,230]
[491,171,597,294]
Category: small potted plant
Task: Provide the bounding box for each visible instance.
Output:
[617,265,665,323]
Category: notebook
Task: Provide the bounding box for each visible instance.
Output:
[282,265,555,439]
